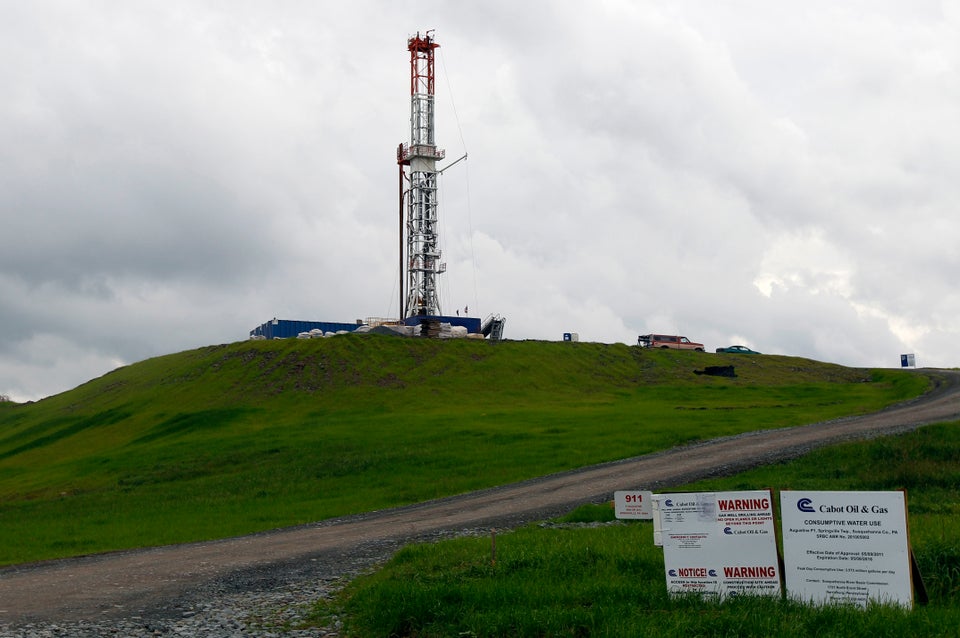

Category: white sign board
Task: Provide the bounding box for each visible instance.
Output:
[614,490,653,519]
[656,490,781,599]
[652,496,664,546]
[781,490,912,608]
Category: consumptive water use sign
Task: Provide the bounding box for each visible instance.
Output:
[781,490,913,608]
[655,490,781,599]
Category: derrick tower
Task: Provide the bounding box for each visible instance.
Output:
[397,31,446,318]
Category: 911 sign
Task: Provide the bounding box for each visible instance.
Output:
[614,490,653,519]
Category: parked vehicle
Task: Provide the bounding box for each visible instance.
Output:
[638,334,705,351]
[715,345,761,354]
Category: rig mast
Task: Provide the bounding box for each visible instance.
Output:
[397,31,445,318]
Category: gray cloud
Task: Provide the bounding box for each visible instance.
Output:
[2,1,959,400]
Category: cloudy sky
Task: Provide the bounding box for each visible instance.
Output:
[2,1,959,401]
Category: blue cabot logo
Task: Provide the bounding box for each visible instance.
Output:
[797,498,815,513]
[665,499,674,507]
[724,526,733,535]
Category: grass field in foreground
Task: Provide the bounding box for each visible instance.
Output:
[313,421,960,638]
[0,336,931,565]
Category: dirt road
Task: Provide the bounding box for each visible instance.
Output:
[2,369,958,624]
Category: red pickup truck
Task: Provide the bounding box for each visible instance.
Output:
[638,334,705,351]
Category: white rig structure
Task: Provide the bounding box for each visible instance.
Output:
[249,31,504,343]
[397,31,446,319]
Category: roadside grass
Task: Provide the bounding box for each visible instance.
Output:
[0,337,931,565]
[312,421,960,637]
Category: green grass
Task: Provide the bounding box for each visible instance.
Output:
[313,422,960,637]
[0,336,931,565]
[684,421,960,606]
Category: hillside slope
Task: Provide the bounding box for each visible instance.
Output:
[0,336,928,564]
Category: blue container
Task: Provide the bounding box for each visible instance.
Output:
[249,319,361,340]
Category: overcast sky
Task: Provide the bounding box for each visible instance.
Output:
[3,1,959,401]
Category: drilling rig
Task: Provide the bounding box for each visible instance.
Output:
[396,31,505,339]
[397,31,445,319]
[250,31,505,342]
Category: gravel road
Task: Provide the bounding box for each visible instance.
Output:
[2,369,958,636]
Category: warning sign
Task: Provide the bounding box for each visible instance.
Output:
[655,490,781,599]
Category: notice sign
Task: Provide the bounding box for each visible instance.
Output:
[657,490,781,599]
[614,490,653,519]
[781,490,912,608]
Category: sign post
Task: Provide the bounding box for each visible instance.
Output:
[781,490,913,608]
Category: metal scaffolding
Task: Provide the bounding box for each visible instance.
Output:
[398,31,445,318]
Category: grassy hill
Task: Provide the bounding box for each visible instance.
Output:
[316,422,960,637]
[0,335,929,565]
